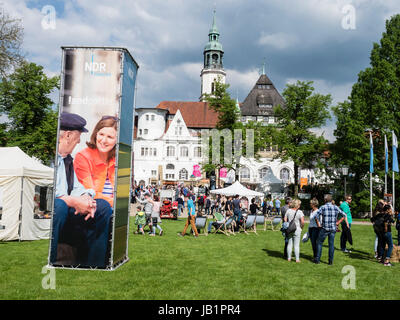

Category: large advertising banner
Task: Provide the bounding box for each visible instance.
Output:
[48,47,138,270]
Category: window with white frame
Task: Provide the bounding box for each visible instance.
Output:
[180,146,189,157]
[146,114,149,121]
[144,129,148,135]
[259,167,270,180]
[166,173,175,180]
[179,168,188,180]
[268,117,274,124]
[259,104,273,108]
[151,115,155,121]
[240,167,250,179]
[194,146,202,158]
[280,168,290,183]
[167,146,175,157]
[151,170,157,177]
[166,164,175,170]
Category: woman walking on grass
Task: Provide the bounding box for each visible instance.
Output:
[150,195,163,236]
[284,199,305,263]
[309,198,321,262]
[382,204,394,266]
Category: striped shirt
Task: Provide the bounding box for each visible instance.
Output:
[102,175,113,198]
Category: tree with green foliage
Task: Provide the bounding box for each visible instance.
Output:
[202,79,270,181]
[0,62,59,163]
[271,80,332,196]
[332,14,400,213]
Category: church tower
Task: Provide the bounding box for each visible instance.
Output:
[200,10,226,100]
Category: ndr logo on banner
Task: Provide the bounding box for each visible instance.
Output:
[84,54,111,77]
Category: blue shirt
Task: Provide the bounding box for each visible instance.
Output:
[275,199,281,209]
[315,202,346,232]
[55,154,95,198]
[187,199,196,216]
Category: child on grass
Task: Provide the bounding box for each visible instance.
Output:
[134,206,146,235]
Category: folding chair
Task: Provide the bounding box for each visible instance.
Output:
[240,214,257,235]
[266,217,282,231]
[210,212,225,235]
[255,215,266,231]
[223,217,236,236]
[211,213,235,236]
[195,216,208,236]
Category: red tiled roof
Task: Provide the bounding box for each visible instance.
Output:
[156,101,219,128]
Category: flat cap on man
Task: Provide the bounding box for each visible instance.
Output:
[60,112,88,132]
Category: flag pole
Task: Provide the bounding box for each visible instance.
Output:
[393,171,395,211]
[385,174,387,194]
[370,172,373,216]
[393,131,399,212]
[385,134,388,195]
[370,131,373,217]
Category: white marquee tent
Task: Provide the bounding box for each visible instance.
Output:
[0,147,54,241]
[210,181,264,207]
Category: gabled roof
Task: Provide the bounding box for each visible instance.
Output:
[240,74,286,116]
[164,109,191,139]
[156,101,219,128]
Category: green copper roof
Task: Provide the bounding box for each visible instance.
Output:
[204,10,223,52]
[204,41,223,52]
[209,10,219,35]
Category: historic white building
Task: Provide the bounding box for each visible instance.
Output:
[133,11,318,196]
[133,102,216,186]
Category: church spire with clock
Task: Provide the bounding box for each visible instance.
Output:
[200,10,226,101]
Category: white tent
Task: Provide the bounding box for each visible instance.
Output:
[0,147,54,241]
[210,181,264,197]
[210,181,264,208]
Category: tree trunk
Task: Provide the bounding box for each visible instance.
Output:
[294,164,299,198]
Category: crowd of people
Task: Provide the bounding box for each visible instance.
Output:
[280,194,398,267]
[133,184,400,267]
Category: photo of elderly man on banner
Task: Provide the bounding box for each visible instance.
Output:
[49,112,115,268]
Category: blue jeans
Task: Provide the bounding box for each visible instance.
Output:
[50,198,113,268]
[316,228,336,264]
[178,204,183,216]
[233,209,242,223]
[384,232,393,259]
[309,227,320,259]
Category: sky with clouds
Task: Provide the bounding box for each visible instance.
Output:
[2,0,400,141]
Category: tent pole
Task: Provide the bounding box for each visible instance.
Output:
[18,177,23,241]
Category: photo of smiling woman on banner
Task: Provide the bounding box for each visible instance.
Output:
[74,116,118,207]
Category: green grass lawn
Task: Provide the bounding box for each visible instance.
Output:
[0,217,399,300]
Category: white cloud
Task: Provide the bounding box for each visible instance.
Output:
[258,32,298,49]
[226,68,259,88]
[1,0,398,114]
